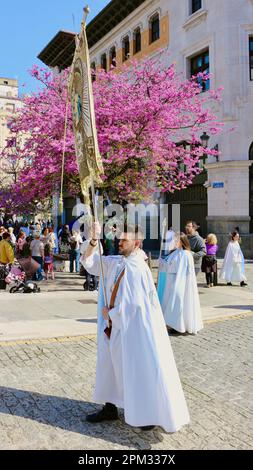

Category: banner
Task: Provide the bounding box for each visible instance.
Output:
[69,7,103,201]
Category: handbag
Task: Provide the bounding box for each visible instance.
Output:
[104,269,125,339]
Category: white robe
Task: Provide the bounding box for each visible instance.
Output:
[157,249,203,334]
[82,250,190,432]
[164,229,176,254]
[219,241,246,283]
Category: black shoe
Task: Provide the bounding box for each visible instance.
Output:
[86,404,118,423]
[140,425,155,431]
[227,282,232,286]
[168,328,180,335]
[240,281,247,287]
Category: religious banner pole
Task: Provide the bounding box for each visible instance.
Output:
[157,218,167,284]
[69,5,108,307]
[90,174,108,307]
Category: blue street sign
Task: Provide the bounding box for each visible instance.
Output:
[212,182,224,188]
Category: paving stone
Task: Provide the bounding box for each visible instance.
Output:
[0,317,252,449]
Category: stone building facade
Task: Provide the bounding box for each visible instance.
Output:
[38,0,253,255]
[0,77,23,193]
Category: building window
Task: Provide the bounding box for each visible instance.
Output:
[250,37,253,81]
[134,28,141,54]
[6,103,15,113]
[4,80,8,85]
[122,36,130,62]
[91,62,96,82]
[109,46,116,67]
[101,53,107,72]
[190,49,210,91]
[191,0,202,14]
[149,14,160,44]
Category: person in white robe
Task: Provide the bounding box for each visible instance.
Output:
[157,233,203,335]
[164,227,176,255]
[219,230,247,286]
[81,223,190,432]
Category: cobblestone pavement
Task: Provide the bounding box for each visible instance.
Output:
[0,314,253,450]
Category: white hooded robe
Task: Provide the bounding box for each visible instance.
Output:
[157,249,203,334]
[219,241,246,283]
[82,250,190,432]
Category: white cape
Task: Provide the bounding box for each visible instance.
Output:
[157,249,203,334]
[164,229,176,254]
[82,251,190,432]
[219,241,246,282]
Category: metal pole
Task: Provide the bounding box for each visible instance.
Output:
[90,175,108,307]
[157,218,167,285]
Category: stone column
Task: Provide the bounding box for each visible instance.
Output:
[206,160,253,257]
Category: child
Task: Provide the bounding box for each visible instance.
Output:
[44,243,54,280]
[201,233,218,287]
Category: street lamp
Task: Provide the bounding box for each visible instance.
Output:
[200,132,210,149]
[200,132,219,163]
[200,132,210,165]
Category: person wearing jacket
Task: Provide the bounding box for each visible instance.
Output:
[185,220,206,276]
[0,232,15,289]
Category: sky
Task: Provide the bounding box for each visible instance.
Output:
[0,0,111,96]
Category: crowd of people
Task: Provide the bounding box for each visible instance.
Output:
[0,217,248,292]
[81,220,249,432]
[0,219,120,290]
[0,216,249,434]
[0,221,57,289]
[157,220,247,336]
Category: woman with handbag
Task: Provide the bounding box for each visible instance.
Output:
[201,233,218,287]
[220,230,247,287]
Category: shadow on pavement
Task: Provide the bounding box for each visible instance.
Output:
[76,319,97,324]
[0,386,163,448]
[214,305,253,310]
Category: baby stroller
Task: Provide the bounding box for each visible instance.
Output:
[7,259,41,293]
[80,264,98,291]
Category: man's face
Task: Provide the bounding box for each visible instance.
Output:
[118,232,140,257]
[185,222,195,235]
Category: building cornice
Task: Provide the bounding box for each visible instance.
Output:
[87,0,147,49]
[205,160,253,170]
[90,0,157,55]
[182,9,208,32]
[0,96,21,101]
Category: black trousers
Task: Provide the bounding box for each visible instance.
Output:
[206,272,214,285]
[0,279,6,290]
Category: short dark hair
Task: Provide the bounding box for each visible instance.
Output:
[3,232,11,240]
[185,220,197,229]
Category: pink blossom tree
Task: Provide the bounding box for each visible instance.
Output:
[0,53,222,214]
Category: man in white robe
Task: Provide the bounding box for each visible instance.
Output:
[81,223,190,432]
